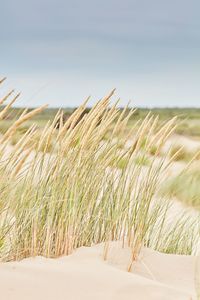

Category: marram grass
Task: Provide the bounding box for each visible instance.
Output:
[160,166,200,210]
[0,79,199,269]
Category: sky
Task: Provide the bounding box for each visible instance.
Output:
[0,0,200,108]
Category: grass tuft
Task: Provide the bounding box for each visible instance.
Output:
[0,79,199,268]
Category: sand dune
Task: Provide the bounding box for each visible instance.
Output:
[0,242,196,300]
[164,134,200,152]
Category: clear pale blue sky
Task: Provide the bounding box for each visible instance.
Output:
[1,0,200,107]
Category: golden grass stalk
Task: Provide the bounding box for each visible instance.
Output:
[0,93,20,120]
[0,90,15,105]
[1,104,48,142]
[0,77,6,85]
[58,97,90,140]
[11,146,34,178]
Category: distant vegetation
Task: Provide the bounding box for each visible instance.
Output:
[1,106,200,139]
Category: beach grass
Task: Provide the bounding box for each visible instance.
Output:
[160,167,200,210]
[0,79,199,268]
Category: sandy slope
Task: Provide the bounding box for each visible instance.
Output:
[164,134,200,152]
[0,242,196,300]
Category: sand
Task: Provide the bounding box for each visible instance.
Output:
[164,134,200,152]
[0,242,197,300]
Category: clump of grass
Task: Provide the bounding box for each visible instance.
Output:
[160,167,200,210]
[0,79,199,268]
[148,211,199,255]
